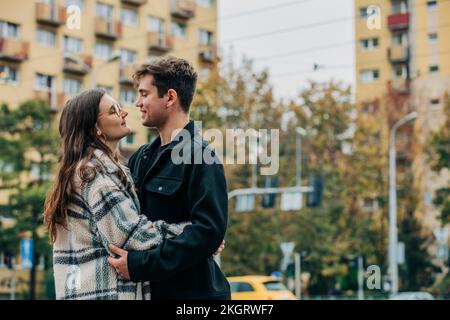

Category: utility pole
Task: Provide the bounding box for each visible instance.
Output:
[357,256,364,300]
[294,252,301,300]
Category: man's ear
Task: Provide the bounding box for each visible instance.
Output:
[166,89,178,108]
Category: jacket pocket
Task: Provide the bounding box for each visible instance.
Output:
[144,176,183,196]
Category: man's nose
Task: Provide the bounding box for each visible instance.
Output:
[135,97,142,108]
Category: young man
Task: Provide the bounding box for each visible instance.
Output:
[108,56,231,300]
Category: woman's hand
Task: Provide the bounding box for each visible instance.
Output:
[214,240,225,256]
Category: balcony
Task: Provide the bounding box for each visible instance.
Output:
[34,91,66,112]
[63,54,93,76]
[388,46,409,63]
[0,38,29,62]
[170,0,196,19]
[35,2,66,27]
[388,13,409,30]
[199,44,218,63]
[147,32,174,52]
[95,18,122,40]
[121,0,147,5]
[390,79,410,94]
[119,64,137,85]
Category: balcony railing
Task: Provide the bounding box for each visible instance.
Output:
[390,79,410,95]
[121,0,147,5]
[0,38,29,62]
[63,54,93,76]
[388,46,409,63]
[35,2,66,26]
[34,91,66,112]
[95,18,122,40]
[199,44,218,63]
[388,13,409,30]
[120,64,137,85]
[170,0,196,19]
[147,32,174,52]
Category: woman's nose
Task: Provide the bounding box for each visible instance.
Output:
[122,110,128,118]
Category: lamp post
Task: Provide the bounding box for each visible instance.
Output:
[295,127,307,187]
[388,111,417,296]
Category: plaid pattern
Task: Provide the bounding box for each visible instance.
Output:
[53,149,189,300]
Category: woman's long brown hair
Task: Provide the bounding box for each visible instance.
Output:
[43,89,129,243]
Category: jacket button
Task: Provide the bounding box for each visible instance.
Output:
[158,186,163,191]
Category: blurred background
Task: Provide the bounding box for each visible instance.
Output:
[0,0,449,300]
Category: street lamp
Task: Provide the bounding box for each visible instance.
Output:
[388,111,417,296]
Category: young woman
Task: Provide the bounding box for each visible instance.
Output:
[43,89,199,300]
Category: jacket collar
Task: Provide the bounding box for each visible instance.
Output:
[93,148,120,174]
[145,120,200,155]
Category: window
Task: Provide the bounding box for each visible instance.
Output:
[96,2,113,20]
[429,65,439,74]
[197,0,213,7]
[430,98,440,106]
[392,31,408,46]
[363,198,379,212]
[64,36,83,53]
[120,49,136,65]
[94,42,113,59]
[392,0,408,14]
[30,162,51,181]
[360,69,379,83]
[0,20,20,39]
[264,281,288,291]
[65,0,84,10]
[63,77,82,94]
[393,65,407,79]
[171,21,186,38]
[427,1,437,10]
[98,85,113,95]
[428,32,438,43]
[36,28,56,48]
[121,8,138,27]
[120,132,135,148]
[0,65,18,84]
[148,16,165,33]
[359,7,368,19]
[424,192,433,206]
[198,29,213,45]
[360,38,379,51]
[120,88,136,104]
[229,282,255,293]
[34,73,53,91]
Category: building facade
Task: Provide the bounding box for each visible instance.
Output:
[354,0,450,265]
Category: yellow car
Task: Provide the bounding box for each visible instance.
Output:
[228,275,298,300]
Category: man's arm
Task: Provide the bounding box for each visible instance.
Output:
[127,160,228,282]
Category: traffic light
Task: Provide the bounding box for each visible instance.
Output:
[307,175,323,207]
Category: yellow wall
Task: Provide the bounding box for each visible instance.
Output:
[0,0,218,150]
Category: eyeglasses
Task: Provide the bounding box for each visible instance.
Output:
[112,103,122,117]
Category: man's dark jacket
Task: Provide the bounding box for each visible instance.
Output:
[126,120,230,300]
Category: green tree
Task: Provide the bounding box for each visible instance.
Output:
[0,100,58,299]
[428,94,450,224]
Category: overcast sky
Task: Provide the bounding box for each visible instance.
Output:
[218,0,356,101]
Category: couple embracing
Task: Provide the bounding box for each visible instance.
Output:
[43,56,230,300]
